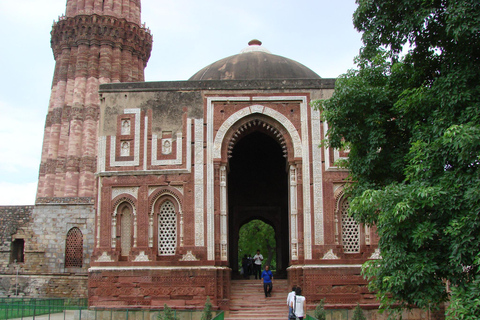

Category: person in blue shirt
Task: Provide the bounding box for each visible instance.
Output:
[261,265,274,297]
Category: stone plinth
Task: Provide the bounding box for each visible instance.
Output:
[88,266,231,309]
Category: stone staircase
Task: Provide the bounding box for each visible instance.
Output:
[225,279,290,320]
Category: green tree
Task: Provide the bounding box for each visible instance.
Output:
[157,304,178,320]
[352,304,367,320]
[238,219,276,269]
[314,0,480,318]
[314,299,326,320]
[201,296,213,320]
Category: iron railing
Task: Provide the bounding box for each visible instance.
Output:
[0,298,224,320]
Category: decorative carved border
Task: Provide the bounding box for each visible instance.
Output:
[51,14,152,62]
[151,118,192,168]
[111,196,137,249]
[213,104,301,159]
[207,95,312,261]
[311,107,324,245]
[152,132,183,165]
[148,187,184,249]
[323,121,349,171]
[148,187,183,213]
[194,119,204,247]
[110,109,141,167]
[322,249,340,260]
[111,187,139,200]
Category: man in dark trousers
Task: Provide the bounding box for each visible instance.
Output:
[261,265,274,297]
[253,249,263,279]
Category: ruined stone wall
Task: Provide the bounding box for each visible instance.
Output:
[0,206,33,272]
[28,204,95,274]
[0,205,93,297]
[0,274,88,298]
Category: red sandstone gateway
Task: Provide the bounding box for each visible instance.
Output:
[4,0,380,312]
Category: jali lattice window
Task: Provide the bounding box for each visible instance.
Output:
[120,206,132,256]
[65,227,83,267]
[158,200,177,255]
[341,199,360,253]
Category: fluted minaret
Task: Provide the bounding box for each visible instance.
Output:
[36,0,152,203]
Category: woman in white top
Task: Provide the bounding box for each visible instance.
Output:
[287,285,296,319]
[290,287,306,320]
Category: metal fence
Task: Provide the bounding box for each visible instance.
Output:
[0,298,87,320]
[0,298,224,320]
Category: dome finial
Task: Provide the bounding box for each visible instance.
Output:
[240,40,271,54]
[248,39,262,46]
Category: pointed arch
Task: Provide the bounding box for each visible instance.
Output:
[149,187,184,254]
[65,227,83,267]
[111,196,137,256]
[213,105,302,161]
[335,189,361,253]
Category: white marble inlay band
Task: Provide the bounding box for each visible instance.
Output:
[152,132,183,165]
[194,119,205,247]
[213,104,302,159]
[111,187,139,200]
[110,109,141,167]
[311,108,324,245]
[208,96,310,262]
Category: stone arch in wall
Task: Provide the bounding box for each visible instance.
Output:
[215,105,300,161]
[112,197,137,259]
[217,107,297,278]
[149,188,183,256]
[334,188,361,254]
[65,227,83,268]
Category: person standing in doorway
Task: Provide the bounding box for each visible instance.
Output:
[261,265,273,297]
[253,249,263,279]
[241,254,249,279]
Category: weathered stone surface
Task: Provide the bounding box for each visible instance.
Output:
[0,206,33,272]
[88,267,230,309]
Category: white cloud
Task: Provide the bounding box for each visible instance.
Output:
[0,182,37,205]
[0,100,43,179]
[0,0,65,23]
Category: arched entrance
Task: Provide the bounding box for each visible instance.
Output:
[228,129,289,277]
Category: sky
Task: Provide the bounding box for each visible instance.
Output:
[0,0,363,205]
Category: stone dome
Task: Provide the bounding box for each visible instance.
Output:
[189,40,321,81]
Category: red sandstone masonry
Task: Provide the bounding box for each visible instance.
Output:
[37,7,152,201]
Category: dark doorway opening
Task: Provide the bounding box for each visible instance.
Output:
[228,130,289,278]
[11,239,24,263]
[238,219,277,278]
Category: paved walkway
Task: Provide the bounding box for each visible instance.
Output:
[10,310,76,320]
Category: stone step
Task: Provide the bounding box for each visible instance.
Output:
[225,280,290,320]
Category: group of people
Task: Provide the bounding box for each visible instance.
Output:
[262,269,306,319]
[244,249,306,319]
[241,249,264,279]
[287,285,305,320]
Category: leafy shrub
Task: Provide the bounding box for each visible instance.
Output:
[352,303,366,320]
[201,296,213,320]
[314,299,326,320]
[157,304,178,320]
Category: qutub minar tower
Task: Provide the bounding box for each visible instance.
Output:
[38,0,152,201]
[21,0,151,297]
[0,0,392,314]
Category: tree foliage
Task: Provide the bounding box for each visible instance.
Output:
[352,304,367,320]
[238,219,276,269]
[201,297,213,320]
[157,304,178,320]
[314,299,326,320]
[314,0,480,317]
